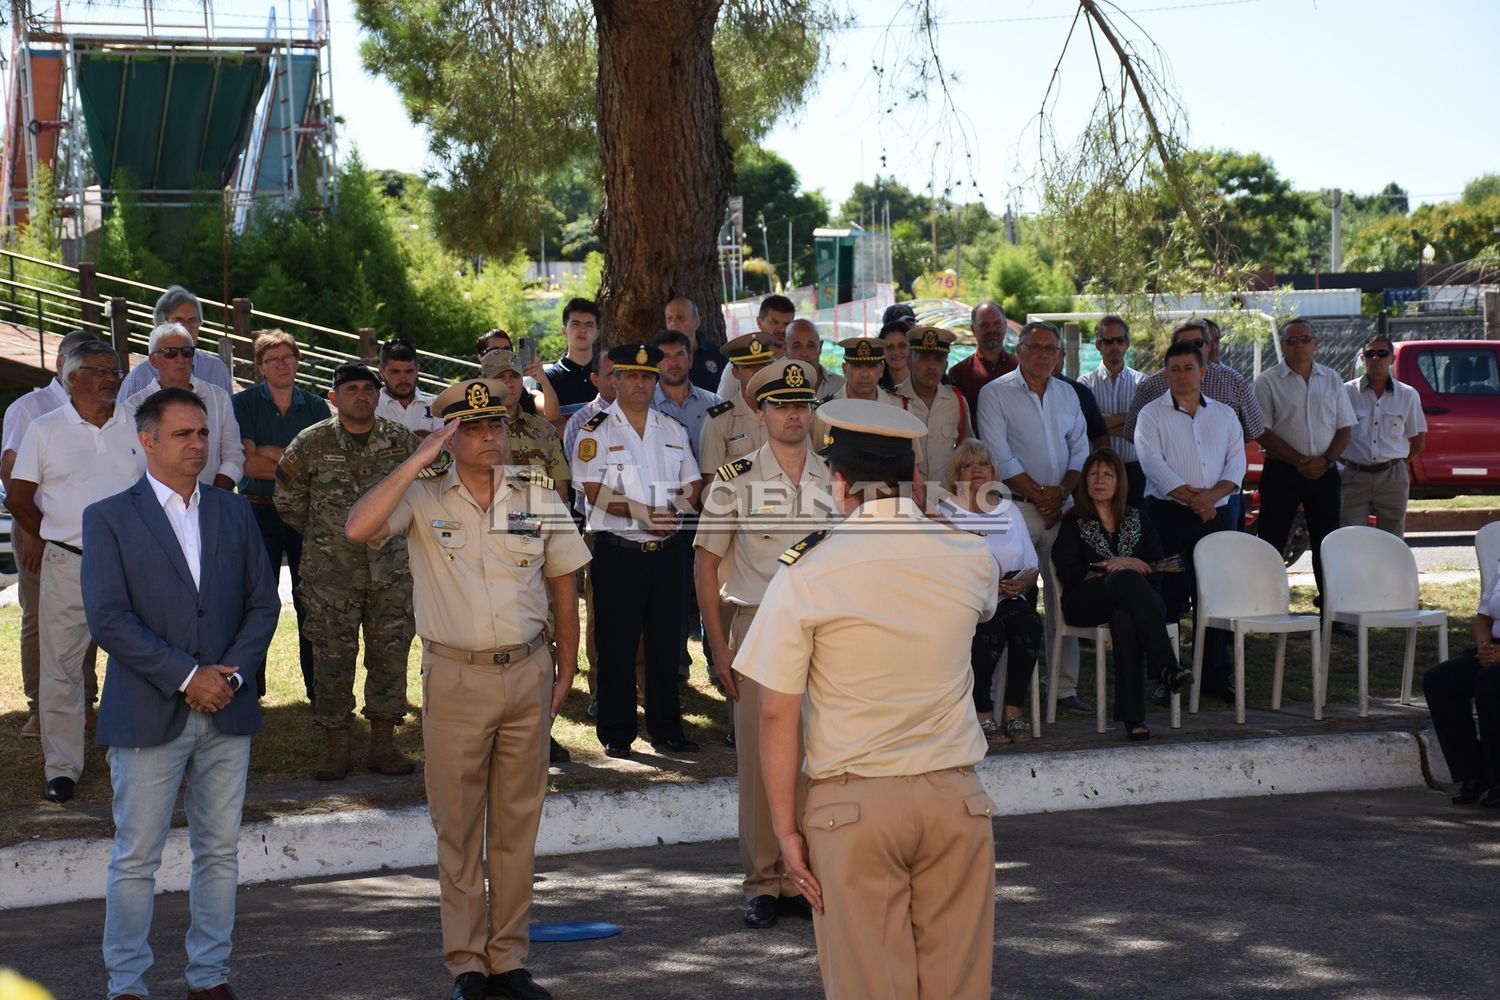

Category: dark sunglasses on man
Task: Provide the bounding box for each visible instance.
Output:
[1362,348,1392,359]
[154,345,196,359]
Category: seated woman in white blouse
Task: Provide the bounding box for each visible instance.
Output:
[934,439,1042,742]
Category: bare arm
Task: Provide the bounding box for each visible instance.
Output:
[240,439,284,480]
[526,361,562,424]
[760,686,822,913]
[1406,431,1427,462]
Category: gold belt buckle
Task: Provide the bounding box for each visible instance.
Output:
[642,540,662,553]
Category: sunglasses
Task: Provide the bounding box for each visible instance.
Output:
[1282,335,1315,346]
[1362,349,1392,359]
[79,365,125,379]
[154,345,196,359]
[1097,336,1128,346]
[1176,338,1205,350]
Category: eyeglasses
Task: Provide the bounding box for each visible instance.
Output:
[154,346,196,359]
[1176,338,1205,350]
[1362,349,1392,359]
[1096,336,1128,346]
[1019,343,1060,354]
[260,353,297,367]
[1282,335,1315,346]
[79,365,125,379]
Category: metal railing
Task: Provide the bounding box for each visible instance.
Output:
[0,248,480,393]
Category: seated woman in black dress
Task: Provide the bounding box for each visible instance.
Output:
[1422,561,1500,806]
[1051,448,1191,741]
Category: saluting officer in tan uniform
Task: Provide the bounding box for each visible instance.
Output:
[346,378,588,1000]
[894,326,972,488]
[736,399,1001,1000]
[698,332,778,485]
[693,359,837,929]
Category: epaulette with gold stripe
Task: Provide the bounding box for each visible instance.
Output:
[581,410,608,431]
[716,457,753,481]
[708,400,735,417]
[778,530,828,567]
[512,466,555,491]
[417,455,451,480]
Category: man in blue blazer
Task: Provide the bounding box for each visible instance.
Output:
[83,387,280,1000]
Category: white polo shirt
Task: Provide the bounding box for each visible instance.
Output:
[570,401,700,543]
[1134,392,1248,506]
[375,387,443,434]
[1341,376,1427,465]
[1,377,68,458]
[11,402,146,547]
[124,376,245,485]
[1252,362,1356,458]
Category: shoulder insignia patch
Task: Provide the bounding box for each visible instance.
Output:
[581,411,608,431]
[716,457,753,481]
[778,530,829,567]
[577,437,598,462]
[512,467,555,491]
[417,455,451,480]
[708,400,735,417]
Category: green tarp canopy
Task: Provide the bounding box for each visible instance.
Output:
[76,52,268,190]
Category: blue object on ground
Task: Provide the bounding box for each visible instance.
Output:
[530,921,623,942]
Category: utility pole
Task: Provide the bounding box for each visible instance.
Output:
[1331,188,1343,273]
[787,219,793,289]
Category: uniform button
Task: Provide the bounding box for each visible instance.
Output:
[197,610,205,618]
[827,819,834,828]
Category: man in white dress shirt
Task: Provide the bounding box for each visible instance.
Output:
[6,339,146,801]
[976,320,1090,714]
[1341,334,1426,536]
[1135,340,1247,697]
[2,329,102,738]
[1252,318,1356,606]
[375,337,443,436]
[124,323,243,490]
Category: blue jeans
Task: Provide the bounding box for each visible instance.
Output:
[103,710,252,998]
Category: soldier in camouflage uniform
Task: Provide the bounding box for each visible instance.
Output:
[275,362,420,780]
[482,351,570,503]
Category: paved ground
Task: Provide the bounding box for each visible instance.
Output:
[1288,531,1479,576]
[3,788,1495,1000]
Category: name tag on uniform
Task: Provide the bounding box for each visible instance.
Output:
[748,505,776,516]
[665,442,683,450]
[324,454,346,463]
[728,433,747,444]
[431,519,461,538]
[508,513,542,538]
[608,445,627,452]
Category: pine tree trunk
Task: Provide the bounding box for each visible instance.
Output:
[593,0,731,347]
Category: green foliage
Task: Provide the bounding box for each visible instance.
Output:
[9,164,76,295]
[732,146,829,286]
[1344,190,1500,270]
[1462,174,1500,207]
[984,243,1074,320]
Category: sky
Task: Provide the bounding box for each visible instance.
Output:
[39,1,1500,214]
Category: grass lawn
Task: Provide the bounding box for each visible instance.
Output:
[1408,495,1500,510]
[0,578,1482,845]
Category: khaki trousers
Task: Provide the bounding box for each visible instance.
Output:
[730,606,806,899]
[16,524,96,714]
[1018,500,1080,698]
[421,643,551,978]
[39,544,92,780]
[1340,462,1409,536]
[804,767,996,1000]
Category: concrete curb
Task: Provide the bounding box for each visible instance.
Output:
[0,731,1427,911]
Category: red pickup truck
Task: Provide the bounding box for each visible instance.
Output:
[1242,338,1500,559]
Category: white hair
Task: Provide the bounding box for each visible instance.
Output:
[60,340,119,389]
[148,321,195,354]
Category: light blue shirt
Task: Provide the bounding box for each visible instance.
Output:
[975,369,1087,485]
[651,383,723,463]
[119,347,234,399]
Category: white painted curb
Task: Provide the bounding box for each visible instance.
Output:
[1,732,1425,910]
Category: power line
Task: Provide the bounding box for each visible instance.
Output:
[842,0,1266,31]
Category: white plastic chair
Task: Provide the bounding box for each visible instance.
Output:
[1320,525,1448,717]
[1045,563,1182,734]
[1191,532,1324,725]
[1477,520,1500,598]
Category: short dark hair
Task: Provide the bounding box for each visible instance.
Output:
[1363,333,1395,352]
[654,329,692,353]
[1096,315,1130,338]
[1171,319,1208,341]
[379,337,418,365]
[134,386,206,437]
[1163,340,1204,366]
[758,294,795,319]
[1280,316,1315,340]
[562,298,600,325]
[828,451,911,497]
[476,329,511,355]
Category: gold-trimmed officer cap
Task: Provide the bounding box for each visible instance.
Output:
[723,332,777,368]
[747,359,819,405]
[432,378,509,423]
[607,343,663,373]
[479,349,523,378]
[908,325,957,354]
[839,336,886,366]
[815,398,927,461]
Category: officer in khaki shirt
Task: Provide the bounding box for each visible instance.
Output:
[346,378,589,1000]
[736,399,1000,1000]
[698,332,778,485]
[810,336,907,446]
[894,326,971,488]
[693,359,838,929]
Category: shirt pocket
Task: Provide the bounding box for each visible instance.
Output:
[431,523,467,550]
[504,531,544,566]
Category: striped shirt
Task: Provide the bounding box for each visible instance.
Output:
[1134,392,1248,505]
[1078,363,1145,462]
[1125,361,1266,442]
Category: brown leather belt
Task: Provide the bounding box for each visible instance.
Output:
[1345,460,1398,473]
[422,634,546,665]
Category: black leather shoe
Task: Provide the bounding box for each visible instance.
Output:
[743,894,778,928]
[43,776,75,803]
[485,968,553,1000]
[1151,684,1170,707]
[548,738,570,764]
[1055,695,1094,716]
[775,894,814,920]
[650,738,700,753]
[1479,787,1500,808]
[453,972,487,1000]
[602,744,633,759]
[1452,779,1489,805]
[723,729,736,748]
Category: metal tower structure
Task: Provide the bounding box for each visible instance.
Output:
[1,1,337,255]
